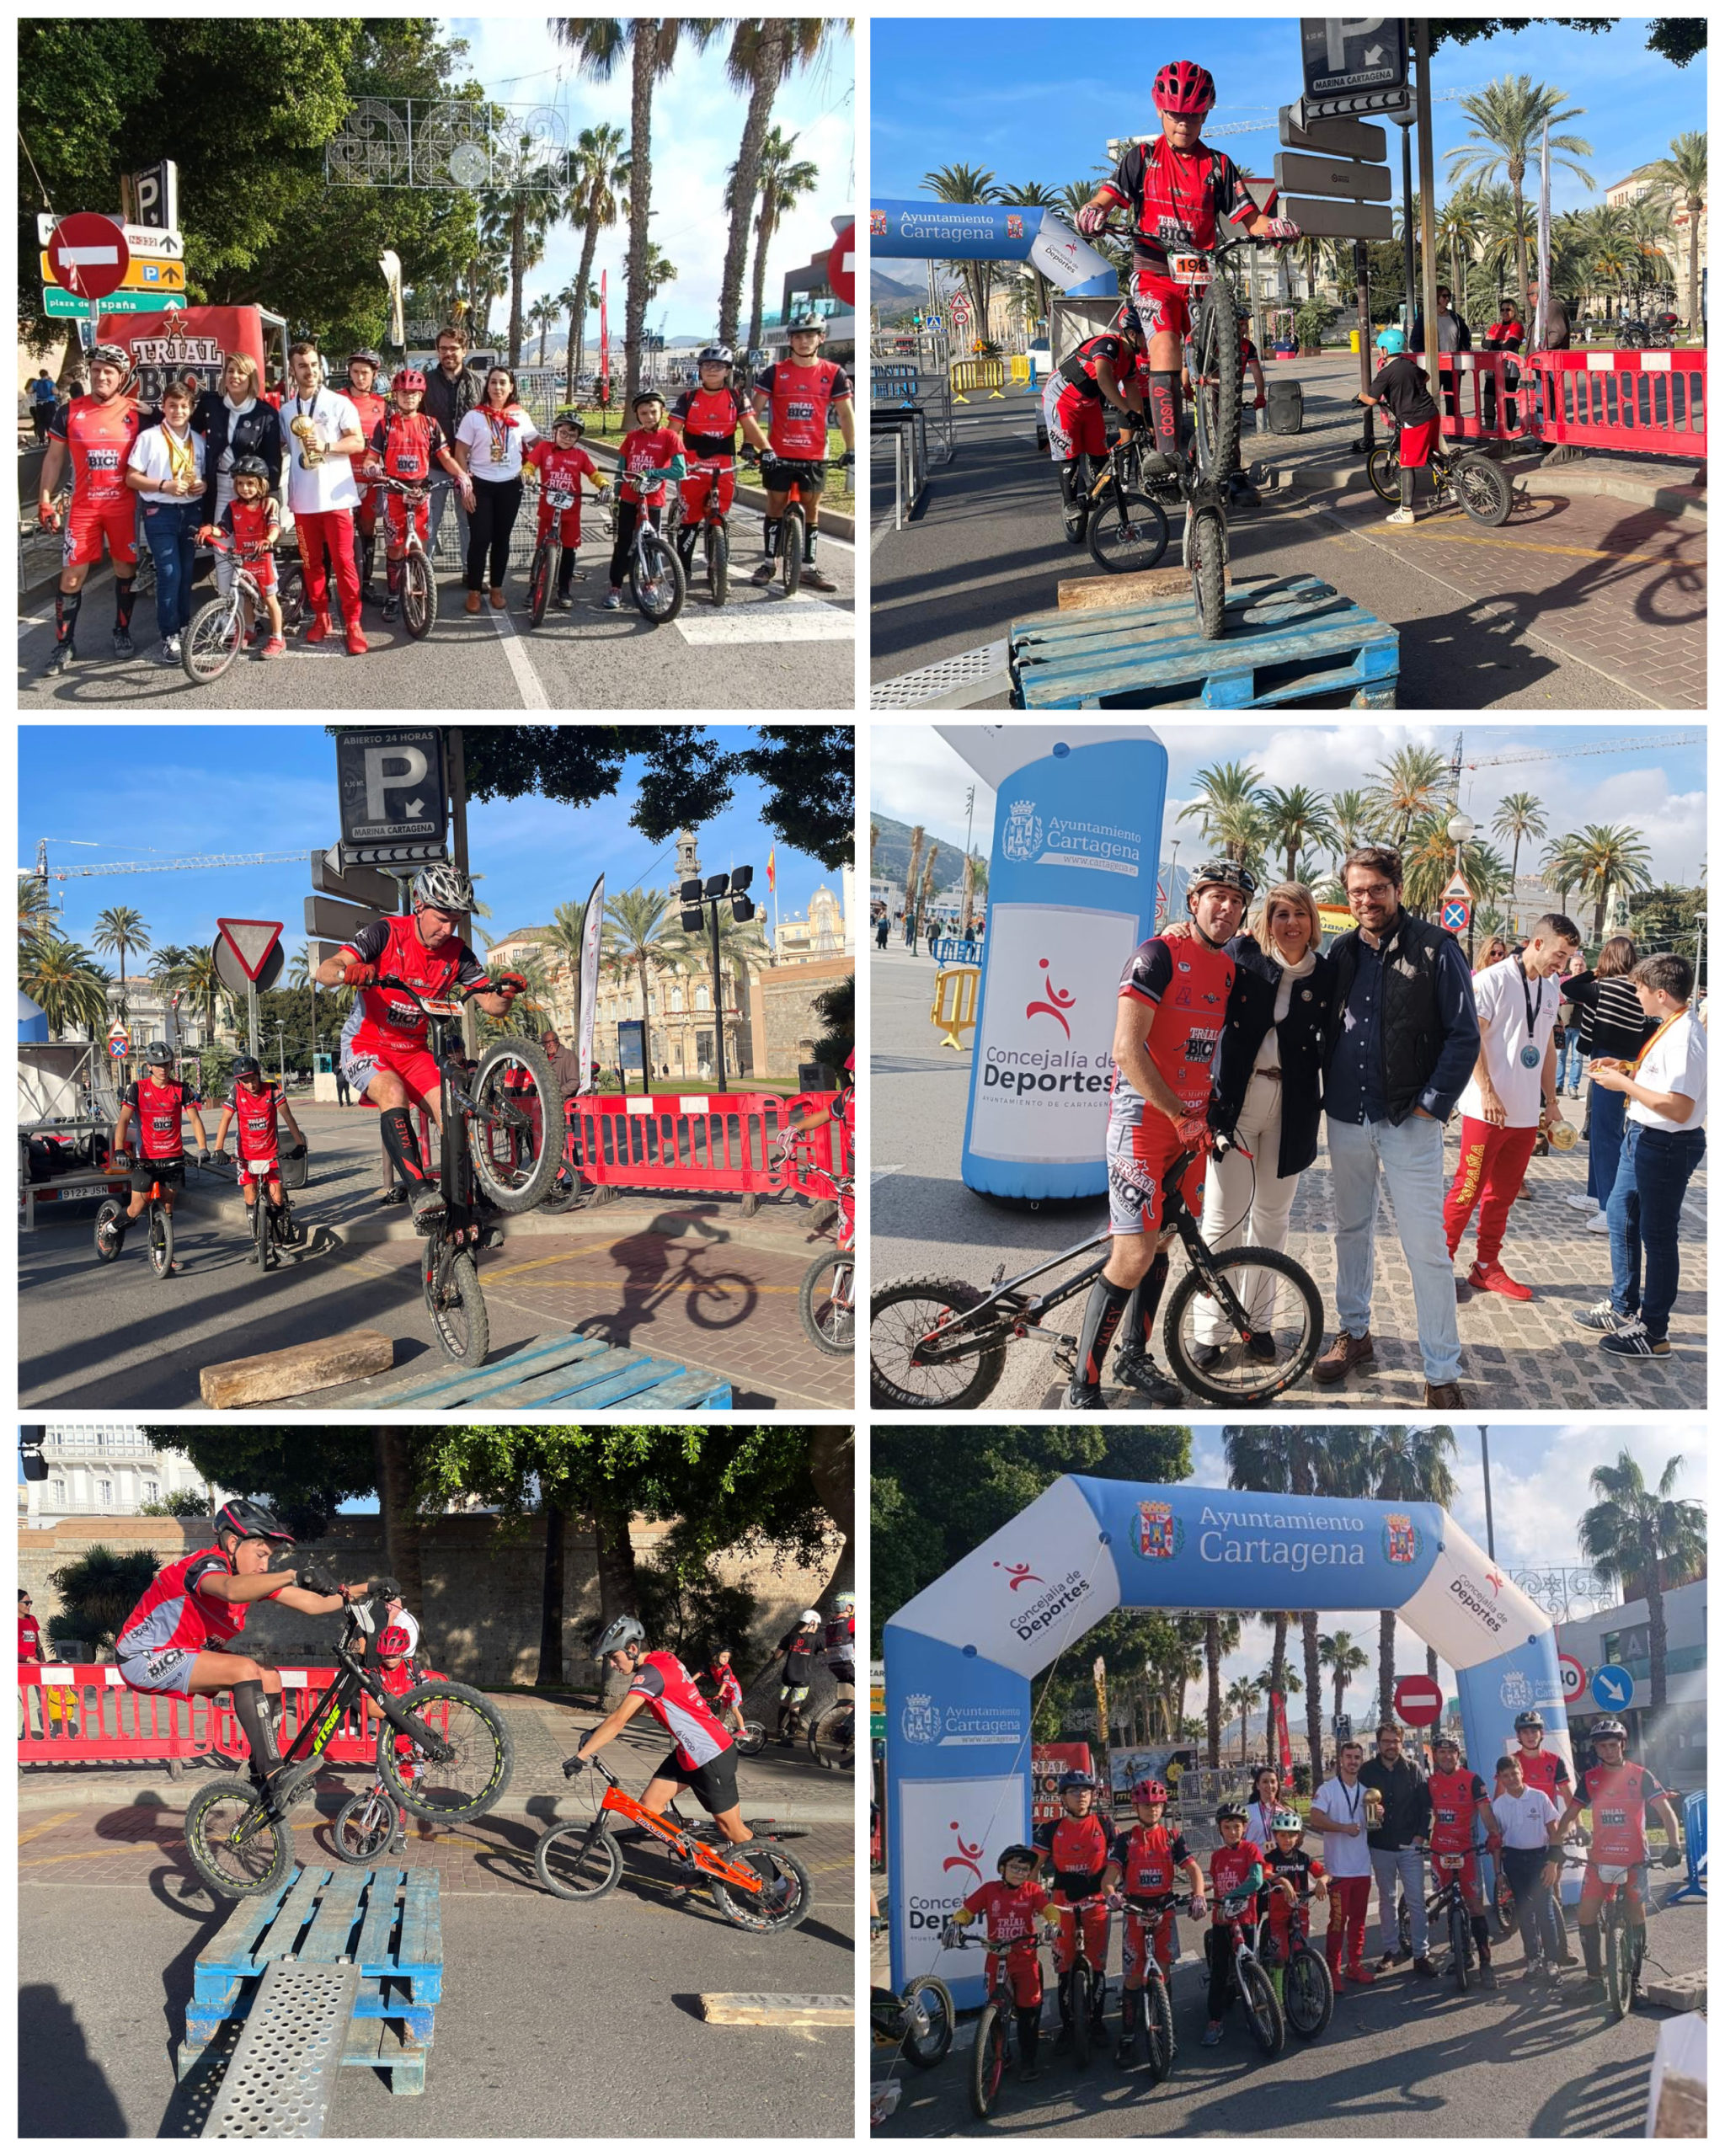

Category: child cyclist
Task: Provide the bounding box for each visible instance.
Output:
[1203,1799,1268,2046]
[1356,327,1442,526]
[1033,1769,1117,2052]
[667,345,769,575]
[372,1622,420,1854]
[208,1054,306,1266]
[604,391,685,611]
[943,1845,1064,2084]
[707,1646,747,1737]
[343,349,389,604]
[1257,1807,1327,2004]
[523,407,607,607]
[1103,1774,1205,2064]
[362,368,472,622]
[197,456,286,659]
[112,1498,369,1793]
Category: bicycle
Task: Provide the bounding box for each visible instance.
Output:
[208,1145,305,1272]
[1365,428,1512,526]
[1410,1844,1495,1993]
[1211,1887,1285,2057]
[180,533,291,683]
[806,1694,854,1774]
[773,1095,855,1357]
[752,451,854,598]
[330,1771,409,1865]
[1258,1888,1333,2040]
[371,976,561,1364]
[943,1927,1057,2119]
[532,1753,813,1933]
[870,1135,1323,1409]
[1118,1889,1185,2081]
[1068,427,1172,574]
[94,1154,201,1278]
[1561,1846,1674,2021]
[665,457,737,606]
[871,1914,956,2070]
[525,472,602,627]
[1400,1841,1519,1956]
[605,486,686,624]
[181,1582,514,1899]
[1054,1890,1114,2070]
[370,475,439,638]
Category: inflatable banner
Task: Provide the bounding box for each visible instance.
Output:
[869,200,1119,298]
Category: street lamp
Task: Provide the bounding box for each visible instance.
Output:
[1447,812,1477,959]
[679,866,755,1094]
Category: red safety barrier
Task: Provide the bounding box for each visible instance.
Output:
[568,1089,849,1198]
[1422,347,1705,456]
[18,1662,445,1768]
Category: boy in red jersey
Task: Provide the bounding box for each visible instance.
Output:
[748,314,855,592]
[343,350,389,605]
[1426,1732,1503,1988]
[1103,1774,1204,2063]
[361,369,470,624]
[604,392,686,611]
[35,344,155,673]
[1552,1717,1683,1997]
[199,456,286,658]
[568,1615,750,1848]
[524,408,607,607]
[944,1844,1063,2084]
[209,1054,305,1264]
[1258,1807,1328,1987]
[103,1043,210,1263]
[668,346,768,575]
[1033,1769,1116,2052]
[707,1646,746,1737]
[1202,1801,1267,2045]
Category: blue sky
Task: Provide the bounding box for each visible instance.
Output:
[873,16,1703,214]
[872,723,1708,889]
[448,16,854,343]
[20,727,836,958]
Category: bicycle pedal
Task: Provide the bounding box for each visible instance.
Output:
[1051,1341,1077,1375]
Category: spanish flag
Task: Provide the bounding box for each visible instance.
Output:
[766,848,776,893]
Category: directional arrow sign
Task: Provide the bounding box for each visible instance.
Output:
[1590,1662,1635,1712]
[1279,195,1395,243]
[1274,152,1393,204]
[1279,107,1388,161]
[42,251,184,292]
[216,917,285,984]
[1300,17,1408,97]
[43,286,184,318]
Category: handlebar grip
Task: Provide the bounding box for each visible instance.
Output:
[297,1562,340,1595]
[372,1576,401,1600]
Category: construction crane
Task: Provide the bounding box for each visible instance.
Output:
[29,841,307,883]
[1447,732,1704,801]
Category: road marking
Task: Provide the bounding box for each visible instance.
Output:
[17,1810,80,1846]
[485,606,551,709]
[872,1165,904,1182]
[675,601,854,647]
[1383,526,1682,567]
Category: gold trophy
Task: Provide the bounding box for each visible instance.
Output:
[291,415,326,468]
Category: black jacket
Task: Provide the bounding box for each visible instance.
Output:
[191,392,283,520]
[1212,935,1334,1178]
[420,362,485,451]
[1411,306,1473,353]
[1359,1753,1432,1850]
[1324,910,1478,1126]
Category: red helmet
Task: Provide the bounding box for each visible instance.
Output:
[1132,1776,1169,1806]
[378,1625,413,1657]
[393,368,427,395]
[1154,61,1216,116]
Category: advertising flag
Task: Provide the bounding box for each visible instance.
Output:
[1535,122,1551,349]
[578,873,605,1086]
[599,270,611,400]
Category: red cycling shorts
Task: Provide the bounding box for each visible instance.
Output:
[1043,380,1108,462]
[1400,416,1443,468]
[1122,1902,1178,1984]
[343,1041,441,1111]
[536,496,584,547]
[383,489,430,552]
[1130,271,1199,344]
[679,463,735,521]
[63,497,138,570]
[1106,1118,1205,1237]
[237,1151,281,1189]
[1050,1894,1111,1977]
[987,1945,1045,2010]
[1430,1849,1481,1901]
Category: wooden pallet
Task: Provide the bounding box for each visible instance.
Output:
[1010,573,1399,709]
[181,1866,441,2097]
[336,1331,734,1412]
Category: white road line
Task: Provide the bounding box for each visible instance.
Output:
[675,601,854,646]
[486,606,550,708]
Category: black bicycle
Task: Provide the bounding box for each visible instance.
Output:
[208,1144,306,1272]
[1366,429,1512,526]
[373,977,561,1364]
[95,1153,202,1278]
[181,1582,514,1899]
[871,1913,956,2083]
[1065,428,1171,574]
[870,1137,1323,1408]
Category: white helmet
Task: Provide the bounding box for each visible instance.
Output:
[800,1609,822,1625]
[834,1591,856,1612]
[413,863,475,913]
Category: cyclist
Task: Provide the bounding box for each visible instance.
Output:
[1033,1769,1117,2052]
[1355,327,1441,527]
[667,346,769,576]
[112,1497,367,1794]
[1551,1716,1683,1998]
[1509,1709,1573,1807]
[36,342,155,675]
[523,408,607,608]
[822,1589,857,1698]
[1075,62,1298,485]
[1103,1774,1204,2063]
[197,455,286,659]
[344,349,389,606]
[1043,306,1148,520]
[943,1845,1063,2084]
[1426,1732,1503,1990]
[361,369,471,624]
[102,1044,211,1262]
[371,1622,419,1852]
[567,1614,752,1850]
[1201,1800,1268,2046]
[748,313,856,592]
[707,1646,747,1737]
[604,391,686,611]
[774,1608,824,1742]
[1258,1807,1327,1987]
[313,865,526,1230]
[208,1054,305,1263]
[1070,859,1252,1410]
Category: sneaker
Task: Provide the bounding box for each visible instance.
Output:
[1518,1961,1547,1984]
[1564,1191,1599,1209]
[1573,1299,1626,1334]
[1200,2020,1224,2047]
[377,1184,409,1207]
[1191,1342,1224,1370]
[345,624,368,655]
[409,1185,446,1233]
[1247,1331,1279,1364]
[43,641,76,675]
[1017,2060,1044,2085]
[112,627,136,659]
[157,638,182,665]
[1477,1964,1497,1992]
[1230,478,1263,509]
[602,589,624,611]
[1384,507,1418,526]
[750,558,777,585]
[550,590,574,611]
[307,610,332,643]
[1599,1321,1669,1359]
[259,635,286,659]
[799,564,839,593]
[1412,1956,1437,1977]
[1468,1260,1533,1302]
[1344,1964,1377,1986]
[1583,1210,1611,1233]
[381,595,399,622]
[1114,2036,1140,2068]
[1112,1348,1183,1406]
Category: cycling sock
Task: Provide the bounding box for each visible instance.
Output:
[1056,1972,1073,2028]
[1399,468,1414,510]
[1149,371,1183,464]
[1579,1924,1602,1977]
[1015,2006,1041,2066]
[379,1107,430,1185]
[1119,1985,1140,2041]
[761,515,780,558]
[1471,1912,1490,1956]
[1119,1253,1170,1357]
[1075,1277,1132,1388]
[232,1679,281,1772]
[804,525,817,563]
[557,552,576,591]
[54,590,83,647]
[114,578,137,632]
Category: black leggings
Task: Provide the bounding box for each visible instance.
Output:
[466,475,522,591]
[609,498,662,588]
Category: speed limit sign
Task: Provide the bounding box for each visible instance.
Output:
[1557,1653,1586,1705]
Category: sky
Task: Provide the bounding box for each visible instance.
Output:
[873,15,1704,217]
[19,726,836,958]
[870,722,1708,889]
[446,15,854,344]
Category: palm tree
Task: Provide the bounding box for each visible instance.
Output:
[1445,74,1595,304]
[602,885,681,1035]
[528,294,558,367]
[1492,792,1547,937]
[1577,1453,1706,1710]
[181,947,228,1045]
[641,241,678,308]
[89,905,151,1023]
[1226,1677,1263,1767]
[479,156,559,369]
[1400,815,1509,919]
[1318,1630,1369,1729]
[1343,1426,1459,1726]
[1327,789,1374,857]
[1177,760,1265,862]
[563,122,628,397]
[1260,787,1337,886]
[904,825,926,921]
[745,127,820,351]
[19,933,111,1038]
[1562,824,1655,942]
[18,873,55,944]
[1435,186,1484,310]
[717,19,843,350]
[1204,1612,1243,1767]
[998,180,1063,334]
[1365,745,1450,851]
[556,18,723,400]
[1643,133,1706,329]
[923,163,1001,340]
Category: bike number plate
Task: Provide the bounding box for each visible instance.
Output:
[546,489,574,510]
[418,996,462,1019]
[1169,254,1210,288]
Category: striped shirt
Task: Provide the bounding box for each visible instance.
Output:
[1566,974,1656,1061]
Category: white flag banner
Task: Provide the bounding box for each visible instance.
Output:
[1535,123,1551,350]
[577,873,605,1087]
[379,250,404,349]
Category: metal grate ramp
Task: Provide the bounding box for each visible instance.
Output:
[869,641,1010,709]
[201,1962,361,2137]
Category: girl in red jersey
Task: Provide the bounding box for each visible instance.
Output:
[604,392,686,611]
[523,408,607,607]
[943,1845,1064,2084]
[199,456,286,657]
[1202,1801,1267,2045]
[1103,1774,1205,2063]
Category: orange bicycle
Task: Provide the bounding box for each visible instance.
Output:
[532,1753,813,1932]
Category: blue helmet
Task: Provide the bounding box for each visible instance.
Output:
[1377,327,1407,355]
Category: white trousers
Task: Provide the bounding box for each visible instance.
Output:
[1194,1070,1304,1342]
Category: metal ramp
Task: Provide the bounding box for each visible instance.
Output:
[200,1963,360,2137]
[869,641,1011,710]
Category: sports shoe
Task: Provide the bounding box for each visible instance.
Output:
[750,558,777,585]
[259,635,286,659]
[1564,1191,1599,1209]
[1065,1381,1107,1410]
[345,623,368,655]
[1572,1299,1625,1333]
[1477,1964,1497,1991]
[1112,1348,1183,1406]
[799,564,838,593]
[550,590,574,611]
[409,1185,446,1233]
[1468,1260,1532,1302]
[1384,507,1418,526]
[1413,1956,1437,1977]
[307,610,332,643]
[1201,2020,1223,2047]
[1599,1321,1669,1359]
[1230,477,1263,509]
[157,638,182,665]
[43,641,76,675]
[1584,1210,1611,1233]
[602,589,624,611]
[1344,1963,1377,1985]
[381,594,399,622]
[113,627,136,659]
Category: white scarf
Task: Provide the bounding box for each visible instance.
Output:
[1269,942,1316,1029]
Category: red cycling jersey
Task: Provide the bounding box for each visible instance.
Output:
[1428,1768,1490,1852]
[753,359,852,461]
[1033,1810,1116,1896]
[368,410,449,485]
[1109,921,1234,1132]
[1058,333,1141,402]
[217,494,278,557]
[116,1547,278,1661]
[626,1647,734,1770]
[121,1076,203,1161]
[1115,1820,1192,1896]
[617,424,683,505]
[670,386,749,462]
[342,915,489,1062]
[347,389,387,488]
[1580,1761,1666,1865]
[227,1078,284,1161]
[51,394,148,505]
[710,1665,744,1710]
[1514,1745,1571,1802]
[1098,136,1263,280]
[526,439,598,497]
[961,1876,1050,1946]
[1210,1838,1265,1903]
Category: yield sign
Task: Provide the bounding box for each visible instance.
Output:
[46,213,131,300]
[827,221,856,308]
[216,917,285,983]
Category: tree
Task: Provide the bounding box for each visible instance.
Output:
[998,180,1063,333]
[19,933,112,1038]
[1177,760,1265,862]
[1548,824,1655,941]
[90,905,151,1022]
[47,1546,161,1649]
[1429,19,1705,70]
[1492,792,1547,936]
[603,886,681,1038]
[745,127,820,351]
[528,293,558,366]
[718,19,844,350]
[1327,789,1374,857]
[1338,1425,1458,1726]
[1260,787,1337,886]
[542,896,597,1037]
[1400,815,1510,919]
[903,825,926,921]
[1226,1675,1263,1765]
[479,154,560,371]
[1445,74,1594,306]
[923,163,1001,340]
[1577,1452,1706,1710]
[1318,1630,1369,1732]
[1643,132,1708,328]
[1204,1612,1244,1766]
[1366,746,1450,849]
[561,122,628,398]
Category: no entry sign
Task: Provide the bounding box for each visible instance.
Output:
[46,213,131,301]
[1393,1673,1445,1727]
[827,221,855,308]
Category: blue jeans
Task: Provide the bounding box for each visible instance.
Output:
[1606,1118,1705,1339]
[142,499,201,637]
[1371,1843,1428,1958]
[1585,1079,1627,1209]
[1327,1111,1462,1384]
[1557,1035,1585,1092]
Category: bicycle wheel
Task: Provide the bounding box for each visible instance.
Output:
[1490,1863,1518,1941]
[277,557,305,634]
[780,503,806,598]
[900,1975,956,2068]
[183,1775,296,1900]
[540,1161,584,1214]
[705,520,729,606]
[1162,1246,1323,1405]
[1071,1963,1093,2068]
[734,1718,767,1758]
[250,1194,269,1271]
[149,1203,174,1280]
[1143,1966,1176,2083]
[402,550,437,638]
[969,2000,1008,2119]
[182,596,244,684]
[1190,270,1242,485]
[630,526,686,624]
[377,1678,514,1821]
[1451,452,1513,527]
[808,1702,854,1774]
[1284,1945,1334,2039]
[1448,1899,1472,1992]
[1366,441,1401,505]
[710,1844,813,1933]
[869,1277,1008,1409]
[1087,488,1171,574]
[94,1198,125,1262]
[1189,504,1227,640]
[534,1821,623,1901]
[333,1789,398,1865]
[425,1246,489,1368]
[798,1251,854,1356]
[470,1036,560,1210]
[1239,1956,1285,2057]
[1061,454,1094,546]
[527,540,553,627]
[1602,1907,1632,2020]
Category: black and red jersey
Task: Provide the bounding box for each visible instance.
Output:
[219,495,278,555]
[1580,1761,1667,1865]
[346,389,387,469]
[617,424,684,505]
[1033,1810,1116,1896]
[670,386,749,462]
[1115,1821,1191,1897]
[1109,921,1233,1129]
[525,439,598,499]
[121,1075,203,1161]
[1429,1768,1490,1852]
[752,359,852,460]
[117,1546,278,1660]
[960,1876,1049,1948]
[1514,1745,1572,1802]
[1209,1837,1265,1902]
[1099,136,1263,277]
[1058,333,1140,402]
[226,1078,284,1161]
[626,1647,734,1770]
[51,394,149,505]
[368,410,450,484]
[1260,1844,1324,1916]
[341,915,488,1058]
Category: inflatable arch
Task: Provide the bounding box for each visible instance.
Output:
[884,1474,1571,1999]
[871,200,1119,298]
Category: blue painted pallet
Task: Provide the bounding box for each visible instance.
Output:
[180,1866,442,2092]
[345,1332,732,1412]
[1010,573,1400,709]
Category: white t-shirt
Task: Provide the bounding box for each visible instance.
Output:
[385,1606,420,1657]
[1489,1785,1560,1851]
[1459,955,1561,1128]
[457,404,540,483]
[1311,1776,1374,1878]
[1627,1009,1706,1132]
[280,387,361,514]
[126,423,206,506]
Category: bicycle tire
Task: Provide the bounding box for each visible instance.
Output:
[899,1975,956,2068]
[798,1251,854,1356]
[808,1701,855,1773]
[94,1198,125,1262]
[470,1035,561,1211]
[1191,269,1243,485]
[1284,1944,1334,2038]
[869,1275,1009,1409]
[709,1844,813,1933]
[706,520,729,606]
[250,1193,269,1271]
[1239,1956,1285,2057]
[1190,503,1227,640]
[969,2000,1008,2119]
[1071,1963,1093,2069]
[534,1821,622,1901]
[1144,1966,1176,2083]
[278,558,305,634]
[333,1790,397,1865]
[183,1775,296,1900]
[377,1678,514,1820]
[1162,1246,1323,1405]
[781,504,806,598]
[630,527,686,624]
[425,1246,489,1368]
[1087,487,1171,574]
[149,1203,174,1280]
[1061,454,1094,546]
[1490,1865,1518,1941]
[1602,1906,1632,2020]
[1452,452,1513,528]
[403,550,437,638]
[1366,441,1401,505]
[540,1163,584,1214]
[1448,1899,1471,1991]
[733,1717,767,1757]
[528,541,553,627]
[182,597,244,684]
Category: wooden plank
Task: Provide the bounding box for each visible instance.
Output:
[394,1870,444,1989]
[353,1868,404,1972]
[1056,568,1190,611]
[538,1353,686,1406]
[223,1867,323,1977]
[698,1993,855,2027]
[631,1374,734,1409]
[357,1332,615,1409]
[200,1329,393,1408]
[298,1865,366,1965]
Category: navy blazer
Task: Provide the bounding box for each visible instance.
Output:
[1213,934,1335,1179]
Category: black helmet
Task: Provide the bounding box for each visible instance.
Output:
[786,312,825,334]
[1059,1769,1097,1794]
[230,456,270,484]
[697,344,734,367]
[552,407,585,435]
[232,1055,262,1081]
[1191,859,1256,898]
[1514,1710,1546,1732]
[997,1844,1039,1872]
[1590,1717,1628,1742]
[595,1614,645,1657]
[214,1497,295,1547]
[1215,1800,1249,1825]
[145,1040,172,1065]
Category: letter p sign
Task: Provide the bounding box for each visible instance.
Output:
[366,744,428,821]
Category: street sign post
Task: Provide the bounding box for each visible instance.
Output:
[305,894,386,947]
[106,1023,131,1062]
[311,847,409,911]
[1273,151,1393,204]
[1557,1653,1588,1706]
[39,215,184,259]
[1279,109,1387,161]
[335,728,449,870]
[1392,1673,1445,1727]
[41,251,184,292]
[1440,872,1473,937]
[1590,1662,1635,1715]
[42,287,184,318]
[211,929,284,1057]
[45,214,131,301]
[1299,17,1410,118]
[827,221,856,308]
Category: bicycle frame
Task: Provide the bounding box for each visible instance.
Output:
[582,1756,769,1897]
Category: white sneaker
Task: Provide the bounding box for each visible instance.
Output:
[1564,1192,1599,1210]
[1584,1210,1611,1233]
[1384,507,1418,526]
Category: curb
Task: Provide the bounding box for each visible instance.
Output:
[15,1774,855,1822]
[1277,456,1706,523]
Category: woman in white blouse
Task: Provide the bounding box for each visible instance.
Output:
[453,365,539,614]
